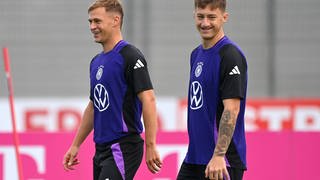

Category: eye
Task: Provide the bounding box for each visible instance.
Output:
[208,15,216,20]
[197,15,204,20]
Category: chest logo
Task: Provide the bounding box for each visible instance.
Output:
[195,62,203,77]
[96,66,104,80]
[190,81,203,110]
[93,84,109,112]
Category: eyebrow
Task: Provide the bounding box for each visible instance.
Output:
[196,12,217,16]
[88,18,101,22]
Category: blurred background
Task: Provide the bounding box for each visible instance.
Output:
[1,0,320,180]
[1,0,320,98]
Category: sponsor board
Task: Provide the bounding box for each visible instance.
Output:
[1,98,320,132]
[1,132,320,180]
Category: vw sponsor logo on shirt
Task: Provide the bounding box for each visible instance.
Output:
[190,81,203,110]
[93,83,109,112]
[96,65,104,80]
[195,62,203,77]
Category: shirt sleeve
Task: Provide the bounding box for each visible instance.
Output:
[120,45,153,94]
[219,44,247,100]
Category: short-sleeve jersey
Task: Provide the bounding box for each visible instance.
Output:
[184,36,248,170]
[89,40,153,144]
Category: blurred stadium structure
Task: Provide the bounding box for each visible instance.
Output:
[1,0,320,180]
[0,0,320,98]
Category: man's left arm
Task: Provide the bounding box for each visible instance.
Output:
[205,98,240,180]
[138,89,162,174]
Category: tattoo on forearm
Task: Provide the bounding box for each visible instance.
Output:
[214,110,237,157]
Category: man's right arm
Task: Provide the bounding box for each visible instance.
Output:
[63,101,94,171]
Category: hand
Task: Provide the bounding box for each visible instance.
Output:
[63,146,80,171]
[205,156,230,180]
[145,145,162,174]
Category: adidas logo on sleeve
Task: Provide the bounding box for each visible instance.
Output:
[134,59,145,69]
[229,65,240,75]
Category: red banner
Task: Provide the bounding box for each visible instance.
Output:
[245,99,320,131]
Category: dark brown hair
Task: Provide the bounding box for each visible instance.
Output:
[194,0,226,11]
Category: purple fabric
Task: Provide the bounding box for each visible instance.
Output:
[122,114,128,132]
[111,143,125,180]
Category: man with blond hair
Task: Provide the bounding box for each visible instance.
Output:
[63,0,162,179]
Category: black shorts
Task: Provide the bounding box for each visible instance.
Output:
[93,134,144,180]
[177,162,244,180]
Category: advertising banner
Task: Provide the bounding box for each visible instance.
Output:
[1,98,320,132]
[1,98,320,179]
[1,132,320,180]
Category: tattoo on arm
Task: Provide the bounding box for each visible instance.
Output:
[214,110,237,157]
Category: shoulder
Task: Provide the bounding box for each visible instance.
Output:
[90,53,100,62]
[219,43,247,66]
[119,44,148,72]
[218,43,247,80]
[89,53,101,68]
[220,43,243,56]
[190,45,201,65]
[119,44,145,61]
[191,45,201,58]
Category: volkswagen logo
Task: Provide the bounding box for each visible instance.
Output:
[190,81,203,110]
[93,84,109,112]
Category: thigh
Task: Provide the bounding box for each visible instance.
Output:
[227,167,244,180]
[121,140,144,179]
[93,149,123,180]
[98,140,144,180]
[177,162,208,180]
[99,157,123,180]
[93,155,101,180]
[94,135,144,180]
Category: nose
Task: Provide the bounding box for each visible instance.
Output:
[90,22,97,31]
[201,18,210,27]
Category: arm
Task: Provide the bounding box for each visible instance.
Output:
[63,101,94,171]
[137,89,162,174]
[205,98,240,180]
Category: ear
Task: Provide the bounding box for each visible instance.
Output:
[113,14,121,27]
[223,12,229,23]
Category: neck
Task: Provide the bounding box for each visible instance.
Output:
[102,31,123,53]
[202,30,225,49]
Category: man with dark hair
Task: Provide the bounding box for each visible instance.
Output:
[63,0,162,179]
[177,0,248,179]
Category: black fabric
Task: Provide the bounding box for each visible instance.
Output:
[93,134,144,180]
[120,44,153,132]
[120,44,153,94]
[177,162,244,180]
[219,44,247,100]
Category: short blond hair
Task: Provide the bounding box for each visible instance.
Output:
[88,0,124,28]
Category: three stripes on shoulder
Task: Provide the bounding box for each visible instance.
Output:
[229,65,240,75]
[134,59,144,69]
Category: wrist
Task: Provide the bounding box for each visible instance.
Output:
[145,141,156,148]
[213,151,225,157]
[71,143,80,149]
